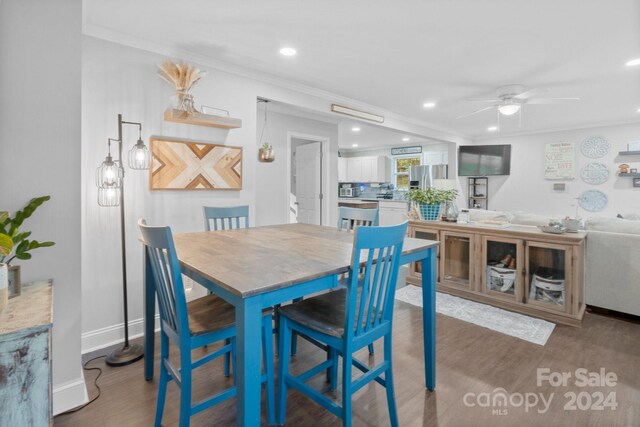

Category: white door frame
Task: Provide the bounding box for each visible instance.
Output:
[286,132,331,226]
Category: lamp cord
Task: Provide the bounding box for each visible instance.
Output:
[56,355,106,416]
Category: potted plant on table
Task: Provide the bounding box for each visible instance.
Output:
[406,187,458,221]
[0,196,56,300]
[0,212,12,311]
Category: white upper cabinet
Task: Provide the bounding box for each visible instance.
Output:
[339,156,390,182]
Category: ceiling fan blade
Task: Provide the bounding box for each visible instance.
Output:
[456,106,497,119]
[464,98,500,103]
[514,88,549,99]
[526,97,580,104]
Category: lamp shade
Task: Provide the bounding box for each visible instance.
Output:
[97,184,120,207]
[96,155,122,189]
[128,139,150,170]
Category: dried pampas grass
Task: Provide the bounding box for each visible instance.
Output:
[158,60,206,92]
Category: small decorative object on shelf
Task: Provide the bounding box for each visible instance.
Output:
[619,163,630,174]
[406,187,458,221]
[580,136,610,159]
[441,201,459,222]
[257,98,275,163]
[0,197,55,305]
[158,60,207,114]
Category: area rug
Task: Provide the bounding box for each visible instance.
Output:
[395,285,555,346]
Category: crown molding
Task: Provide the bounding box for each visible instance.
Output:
[82,23,471,144]
[473,119,640,142]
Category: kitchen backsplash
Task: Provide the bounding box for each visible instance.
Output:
[340,183,408,200]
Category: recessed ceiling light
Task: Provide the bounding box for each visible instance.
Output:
[487,126,499,131]
[279,47,297,56]
[625,58,640,66]
[352,143,359,147]
[351,127,361,132]
[423,102,436,108]
[637,107,640,113]
[402,137,410,142]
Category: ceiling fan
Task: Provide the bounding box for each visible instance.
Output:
[457,84,580,119]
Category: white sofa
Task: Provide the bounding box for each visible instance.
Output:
[467,209,640,316]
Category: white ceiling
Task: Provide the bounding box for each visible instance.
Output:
[84,0,640,138]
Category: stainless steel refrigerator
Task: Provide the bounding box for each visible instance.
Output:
[409,164,448,190]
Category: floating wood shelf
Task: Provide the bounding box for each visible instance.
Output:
[618,173,640,178]
[164,109,242,129]
[618,150,640,156]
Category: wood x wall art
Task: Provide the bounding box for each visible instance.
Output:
[150,137,242,190]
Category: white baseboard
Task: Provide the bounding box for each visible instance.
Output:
[81,315,160,354]
[53,373,88,415]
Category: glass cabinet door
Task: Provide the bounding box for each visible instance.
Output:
[482,236,523,302]
[526,242,571,312]
[440,231,475,290]
[409,228,439,282]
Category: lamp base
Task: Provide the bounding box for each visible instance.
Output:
[105,343,144,367]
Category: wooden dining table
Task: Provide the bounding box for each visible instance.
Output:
[142,223,439,427]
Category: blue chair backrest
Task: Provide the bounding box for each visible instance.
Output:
[138,219,189,341]
[203,205,250,231]
[346,222,408,339]
[337,207,379,231]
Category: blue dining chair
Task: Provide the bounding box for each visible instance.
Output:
[277,222,408,427]
[203,205,250,374]
[138,220,275,427]
[337,206,379,231]
[336,206,379,356]
[203,205,249,231]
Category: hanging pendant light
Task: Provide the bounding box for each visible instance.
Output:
[96,139,122,189]
[258,98,275,163]
[129,137,150,170]
[97,184,121,207]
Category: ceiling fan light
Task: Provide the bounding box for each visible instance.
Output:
[498,104,521,116]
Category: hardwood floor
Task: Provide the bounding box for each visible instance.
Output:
[54,302,640,426]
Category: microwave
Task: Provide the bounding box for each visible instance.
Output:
[339,187,354,197]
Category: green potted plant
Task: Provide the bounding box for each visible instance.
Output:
[406,187,458,221]
[0,196,55,298]
[0,212,12,311]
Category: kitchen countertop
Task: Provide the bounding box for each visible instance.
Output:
[339,197,408,203]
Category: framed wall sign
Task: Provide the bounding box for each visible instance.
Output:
[545,142,575,180]
[391,146,422,155]
[150,137,242,190]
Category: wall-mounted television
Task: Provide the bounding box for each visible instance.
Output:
[458,145,511,176]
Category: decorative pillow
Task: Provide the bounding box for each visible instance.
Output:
[585,217,640,235]
[468,209,513,223]
[511,212,561,227]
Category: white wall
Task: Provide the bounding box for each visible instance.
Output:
[255,109,339,226]
[0,0,85,413]
[469,123,640,217]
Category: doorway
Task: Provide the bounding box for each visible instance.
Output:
[287,133,330,225]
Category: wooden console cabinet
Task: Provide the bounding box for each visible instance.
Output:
[407,221,586,326]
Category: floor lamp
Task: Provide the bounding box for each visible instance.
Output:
[96,114,150,366]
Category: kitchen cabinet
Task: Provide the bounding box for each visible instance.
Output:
[338,158,348,182]
[406,221,586,326]
[378,200,408,226]
[339,156,390,183]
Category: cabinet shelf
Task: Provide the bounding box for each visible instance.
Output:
[164,109,242,129]
[618,173,640,178]
[619,151,640,156]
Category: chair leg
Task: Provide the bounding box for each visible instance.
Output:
[341,351,353,427]
[277,317,292,425]
[262,316,276,425]
[179,350,192,427]
[368,343,375,355]
[328,347,339,391]
[154,332,170,427]
[290,298,303,355]
[384,335,399,427]
[231,337,237,386]
[224,338,231,377]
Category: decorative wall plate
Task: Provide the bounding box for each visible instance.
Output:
[580,163,609,185]
[578,190,608,212]
[580,136,610,158]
